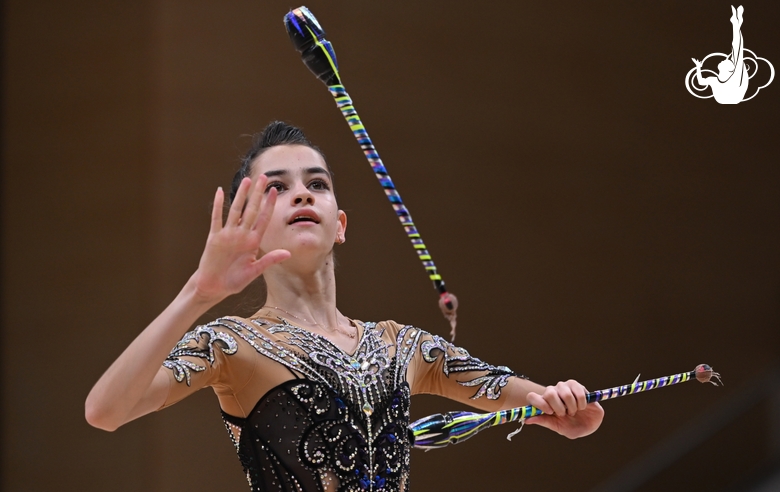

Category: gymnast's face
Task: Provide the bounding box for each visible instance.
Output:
[249,144,346,263]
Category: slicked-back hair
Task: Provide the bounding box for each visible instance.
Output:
[230,121,328,203]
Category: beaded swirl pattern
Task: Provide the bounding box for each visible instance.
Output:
[164,318,518,491]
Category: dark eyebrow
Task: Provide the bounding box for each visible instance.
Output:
[304,166,331,178]
[262,167,331,178]
[263,169,288,178]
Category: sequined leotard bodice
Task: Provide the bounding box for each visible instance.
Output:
[161,316,521,491]
[223,378,411,491]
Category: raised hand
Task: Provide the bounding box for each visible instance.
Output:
[524,380,604,439]
[692,58,703,67]
[191,176,291,304]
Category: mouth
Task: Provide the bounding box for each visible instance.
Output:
[288,211,321,225]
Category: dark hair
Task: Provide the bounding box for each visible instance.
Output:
[230,121,328,203]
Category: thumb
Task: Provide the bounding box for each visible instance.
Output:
[250,249,291,276]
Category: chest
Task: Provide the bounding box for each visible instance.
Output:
[223,318,421,418]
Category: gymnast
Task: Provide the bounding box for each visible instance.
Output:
[85,122,604,491]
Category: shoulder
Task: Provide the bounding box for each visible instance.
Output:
[187,316,269,345]
[170,314,279,354]
[372,320,427,343]
[211,314,284,338]
[162,316,263,389]
[374,319,405,337]
[167,315,282,365]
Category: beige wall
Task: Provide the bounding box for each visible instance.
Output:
[3,1,779,490]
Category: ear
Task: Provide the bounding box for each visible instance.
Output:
[335,209,347,244]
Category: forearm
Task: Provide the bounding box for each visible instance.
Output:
[499,376,546,410]
[86,178,287,430]
[85,274,218,430]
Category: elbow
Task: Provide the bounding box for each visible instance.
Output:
[84,397,121,432]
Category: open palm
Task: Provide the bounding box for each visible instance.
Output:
[192,176,290,303]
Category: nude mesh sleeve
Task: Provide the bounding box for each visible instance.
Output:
[159,324,240,409]
[409,330,527,412]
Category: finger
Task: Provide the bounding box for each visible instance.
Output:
[252,185,278,234]
[526,391,554,415]
[249,249,291,277]
[210,187,224,234]
[241,175,267,229]
[557,382,578,416]
[227,178,251,226]
[544,386,567,416]
[572,383,589,411]
[559,381,581,414]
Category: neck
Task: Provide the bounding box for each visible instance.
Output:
[261,254,341,327]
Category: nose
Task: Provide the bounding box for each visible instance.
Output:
[292,182,315,206]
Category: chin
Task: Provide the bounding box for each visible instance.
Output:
[288,237,333,254]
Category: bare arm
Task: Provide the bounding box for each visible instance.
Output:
[84,279,219,431]
[85,177,290,431]
[499,376,545,408]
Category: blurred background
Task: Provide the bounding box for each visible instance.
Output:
[2,1,778,490]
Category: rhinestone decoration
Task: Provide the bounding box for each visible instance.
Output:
[209,319,421,492]
[163,318,517,491]
[420,334,525,400]
[162,325,238,386]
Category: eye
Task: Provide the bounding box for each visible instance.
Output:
[265,181,286,193]
[309,179,330,191]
